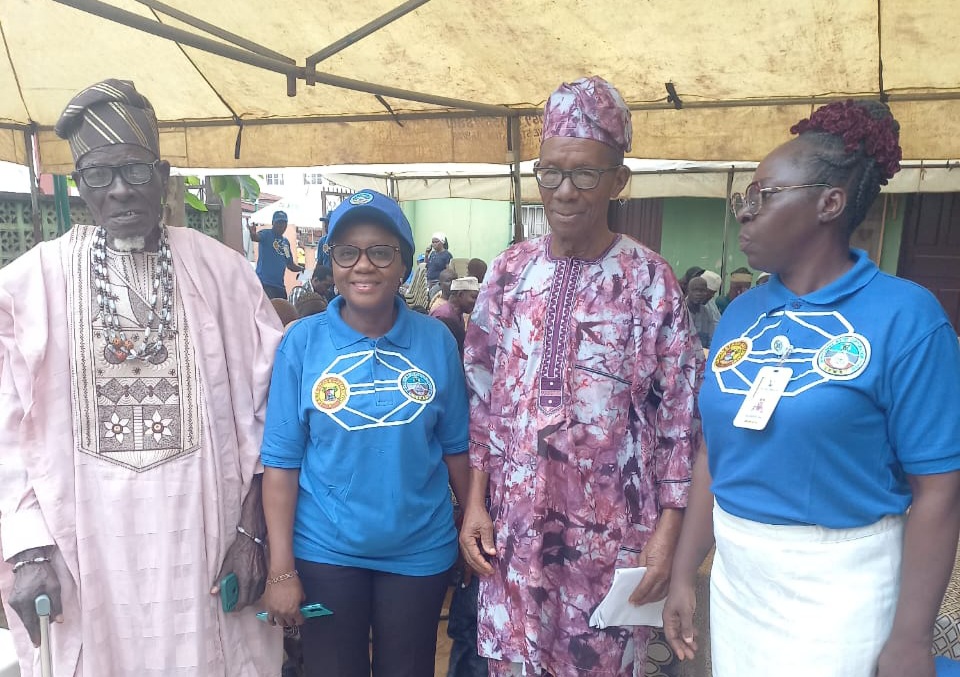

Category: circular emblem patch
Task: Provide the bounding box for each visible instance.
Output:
[814,333,871,380]
[398,369,436,404]
[713,338,752,372]
[770,335,792,357]
[312,374,350,412]
[348,191,374,205]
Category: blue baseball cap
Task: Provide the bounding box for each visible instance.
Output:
[272,210,288,224]
[327,190,415,272]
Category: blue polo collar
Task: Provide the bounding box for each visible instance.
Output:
[757,248,879,312]
[326,294,412,349]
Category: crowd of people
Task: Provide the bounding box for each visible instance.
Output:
[0,71,958,677]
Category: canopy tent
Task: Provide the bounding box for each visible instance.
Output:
[247,195,328,227]
[2,0,960,176]
[320,160,960,201]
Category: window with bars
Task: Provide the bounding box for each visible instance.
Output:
[304,173,324,185]
[264,173,284,186]
[521,205,549,239]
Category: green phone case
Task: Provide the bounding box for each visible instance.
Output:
[220,573,239,612]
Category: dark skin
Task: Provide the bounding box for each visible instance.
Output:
[247,220,304,273]
[685,277,714,311]
[663,138,960,677]
[447,289,478,316]
[209,474,269,611]
[262,221,472,627]
[10,144,267,643]
[460,136,684,606]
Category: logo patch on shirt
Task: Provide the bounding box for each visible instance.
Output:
[398,369,436,404]
[349,191,374,205]
[814,333,871,380]
[713,338,752,372]
[312,374,350,412]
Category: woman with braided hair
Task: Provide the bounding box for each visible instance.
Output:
[663,100,960,677]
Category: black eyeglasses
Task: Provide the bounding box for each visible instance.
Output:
[324,243,400,269]
[730,182,833,217]
[73,160,159,189]
[533,165,622,190]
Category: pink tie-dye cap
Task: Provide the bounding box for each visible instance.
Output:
[541,76,632,153]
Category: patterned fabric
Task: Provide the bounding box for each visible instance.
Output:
[54,79,160,161]
[935,546,960,660]
[69,234,201,472]
[542,76,633,153]
[463,235,703,677]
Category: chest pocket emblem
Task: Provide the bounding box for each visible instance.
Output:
[814,333,871,380]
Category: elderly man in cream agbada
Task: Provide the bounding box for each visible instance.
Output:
[0,80,283,676]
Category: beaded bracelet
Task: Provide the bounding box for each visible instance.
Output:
[12,557,51,573]
[266,571,298,586]
[236,525,265,546]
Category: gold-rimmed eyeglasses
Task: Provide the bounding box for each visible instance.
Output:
[730,182,833,217]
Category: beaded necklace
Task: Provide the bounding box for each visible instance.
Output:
[91,224,173,362]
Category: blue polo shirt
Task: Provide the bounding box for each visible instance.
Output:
[261,296,469,575]
[700,249,960,528]
[256,229,294,288]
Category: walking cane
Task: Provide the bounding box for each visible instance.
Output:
[34,595,52,677]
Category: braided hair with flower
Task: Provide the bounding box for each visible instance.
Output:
[790,100,902,234]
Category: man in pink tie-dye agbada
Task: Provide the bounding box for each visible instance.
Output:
[460,77,704,677]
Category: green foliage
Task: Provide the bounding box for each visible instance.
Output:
[184,191,207,212]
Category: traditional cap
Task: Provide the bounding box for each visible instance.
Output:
[700,270,722,293]
[327,190,415,272]
[55,79,160,163]
[730,271,753,284]
[450,276,480,292]
[431,232,447,242]
[542,76,632,153]
[272,210,288,224]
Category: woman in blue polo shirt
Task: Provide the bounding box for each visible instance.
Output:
[260,190,470,677]
[663,101,960,677]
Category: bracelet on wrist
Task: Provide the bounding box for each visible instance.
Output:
[236,525,265,546]
[266,571,298,586]
[12,557,51,573]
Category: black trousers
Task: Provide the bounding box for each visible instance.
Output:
[262,282,287,299]
[296,559,449,677]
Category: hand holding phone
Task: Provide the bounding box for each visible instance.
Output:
[219,573,239,613]
[257,602,332,622]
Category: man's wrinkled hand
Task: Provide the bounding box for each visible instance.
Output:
[9,559,63,647]
[210,535,266,612]
[459,504,496,577]
[628,531,675,606]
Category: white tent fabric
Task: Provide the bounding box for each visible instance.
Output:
[322,160,960,201]
[2,0,960,175]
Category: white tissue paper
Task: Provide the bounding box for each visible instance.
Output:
[588,566,665,629]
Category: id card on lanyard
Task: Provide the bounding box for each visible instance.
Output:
[733,366,793,430]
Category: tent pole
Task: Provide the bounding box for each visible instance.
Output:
[719,169,734,287]
[24,129,43,247]
[509,117,524,244]
[306,0,431,74]
[54,0,511,114]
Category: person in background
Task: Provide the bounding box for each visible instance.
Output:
[755,271,771,285]
[248,211,304,299]
[664,100,960,677]
[429,268,458,313]
[716,267,753,313]
[467,258,488,284]
[260,189,471,677]
[294,292,328,319]
[310,265,335,302]
[460,75,703,677]
[679,265,706,294]
[431,276,479,327]
[686,276,719,349]
[0,78,282,677]
[315,217,330,268]
[426,232,453,285]
[271,298,300,328]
